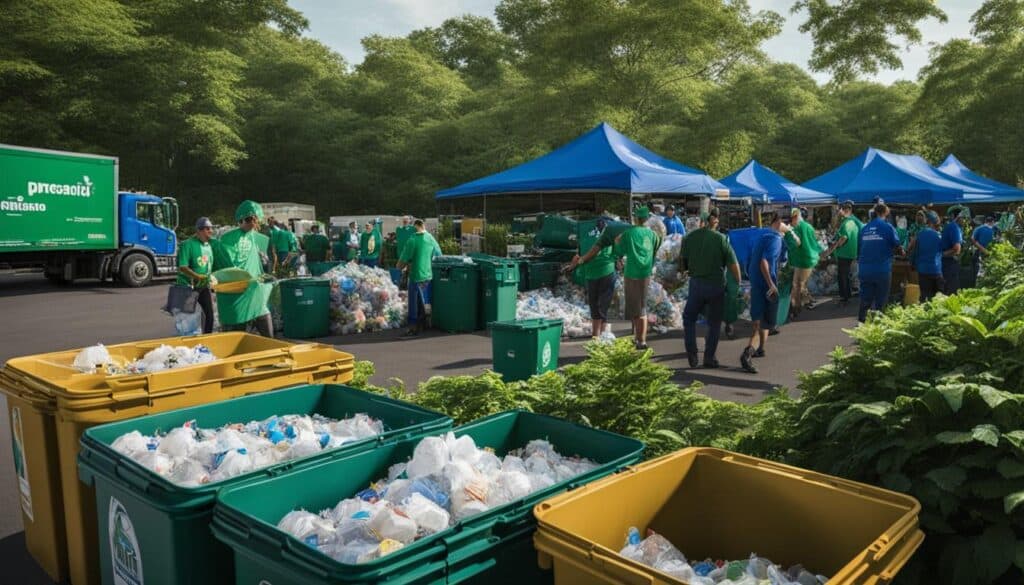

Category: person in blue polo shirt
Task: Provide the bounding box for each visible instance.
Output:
[909,211,944,302]
[940,210,964,295]
[857,203,904,322]
[663,205,685,236]
[970,215,997,281]
[740,212,790,374]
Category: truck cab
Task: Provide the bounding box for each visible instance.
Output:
[114,192,179,286]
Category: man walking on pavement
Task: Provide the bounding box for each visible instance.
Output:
[615,207,661,351]
[941,209,964,295]
[177,217,217,334]
[824,201,862,307]
[663,204,685,237]
[970,215,997,282]
[680,207,741,368]
[783,207,821,319]
[397,219,441,338]
[741,212,789,374]
[857,203,905,322]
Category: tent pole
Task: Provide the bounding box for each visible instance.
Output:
[483,195,487,223]
[540,193,544,212]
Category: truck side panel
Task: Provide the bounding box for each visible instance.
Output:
[0,145,118,253]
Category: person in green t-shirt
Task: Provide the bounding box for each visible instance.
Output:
[397,219,442,338]
[340,221,360,262]
[302,223,330,263]
[395,216,415,260]
[783,207,822,320]
[211,200,274,337]
[359,221,382,268]
[824,201,864,307]
[614,207,661,350]
[566,217,620,339]
[271,221,300,273]
[177,216,217,333]
[679,207,741,368]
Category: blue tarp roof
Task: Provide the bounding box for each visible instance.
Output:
[436,123,726,199]
[803,147,994,205]
[718,159,835,206]
[936,155,1024,202]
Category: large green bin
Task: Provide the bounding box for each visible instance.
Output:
[521,260,561,291]
[280,278,331,338]
[432,257,481,332]
[308,261,343,276]
[77,384,451,585]
[211,410,644,585]
[534,215,578,249]
[488,319,563,381]
[470,254,520,327]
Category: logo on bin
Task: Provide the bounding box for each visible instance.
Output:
[11,407,32,520]
[109,496,144,585]
[542,341,552,368]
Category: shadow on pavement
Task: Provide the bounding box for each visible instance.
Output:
[0,275,120,299]
[0,532,56,585]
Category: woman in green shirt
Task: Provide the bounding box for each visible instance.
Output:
[177,217,216,333]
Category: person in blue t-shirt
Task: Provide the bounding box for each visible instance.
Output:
[940,210,964,295]
[857,203,905,322]
[740,212,790,374]
[970,215,997,281]
[908,211,944,302]
[663,205,686,236]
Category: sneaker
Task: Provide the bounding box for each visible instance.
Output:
[768,328,781,336]
[740,347,758,374]
[636,343,650,352]
[724,324,735,339]
[687,353,699,368]
[399,328,419,339]
[703,358,720,369]
[753,348,765,358]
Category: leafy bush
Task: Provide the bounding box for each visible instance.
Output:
[977,242,1024,290]
[774,286,1024,584]
[483,223,509,256]
[438,238,461,255]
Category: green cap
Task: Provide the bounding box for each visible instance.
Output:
[235,200,264,222]
[635,207,650,220]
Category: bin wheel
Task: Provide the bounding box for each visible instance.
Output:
[120,253,153,287]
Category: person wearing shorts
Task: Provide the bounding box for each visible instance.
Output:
[614,207,660,350]
[568,218,619,339]
[741,212,789,374]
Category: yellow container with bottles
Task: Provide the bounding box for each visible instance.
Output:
[1,332,354,585]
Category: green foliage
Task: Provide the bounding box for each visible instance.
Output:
[977,243,1024,290]
[483,223,508,256]
[770,284,1024,584]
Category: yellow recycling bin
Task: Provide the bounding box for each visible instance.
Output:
[1,332,354,585]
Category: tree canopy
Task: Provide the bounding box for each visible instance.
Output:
[0,0,1019,224]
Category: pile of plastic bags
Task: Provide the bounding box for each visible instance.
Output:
[516,286,592,338]
[321,263,408,335]
[621,528,827,585]
[654,235,685,286]
[277,433,598,564]
[72,344,217,375]
[111,413,383,487]
[609,278,683,333]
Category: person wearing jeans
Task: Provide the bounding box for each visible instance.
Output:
[397,219,441,338]
[824,201,862,307]
[856,203,904,322]
[940,211,964,295]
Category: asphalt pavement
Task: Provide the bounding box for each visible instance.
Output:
[0,272,857,583]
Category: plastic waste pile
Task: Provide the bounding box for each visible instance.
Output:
[609,278,683,333]
[277,433,598,564]
[806,262,859,297]
[321,263,408,335]
[516,286,592,338]
[621,528,828,585]
[111,413,383,487]
[654,235,684,286]
[72,344,216,375]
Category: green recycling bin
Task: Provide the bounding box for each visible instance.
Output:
[723,270,740,324]
[307,261,343,276]
[280,278,331,338]
[470,254,520,327]
[488,319,563,381]
[432,257,481,332]
[523,260,561,291]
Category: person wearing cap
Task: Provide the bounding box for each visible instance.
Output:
[614,207,661,351]
[663,204,685,236]
[680,207,740,368]
[940,209,964,295]
[177,217,217,334]
[566,217,620,340]
[212,200,274,336]
[908,211,944,302]
[359,221,382,268]
[824,201,863,307]
[741,212,790,374]
[302,223,330,263]
[857,203,905,322]
[783,207,821,319]
[971,215,998,281]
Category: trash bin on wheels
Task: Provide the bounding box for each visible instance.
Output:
[470,254,520,327]
[0,333,355,585]
[280,278,331,339]
[488,319,563,381]
[432,257,481,332]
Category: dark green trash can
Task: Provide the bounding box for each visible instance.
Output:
[470,254,520,327]
[432,257,481,332]
[307,261,343,276]
[280,278,331,338]
[488,319,563,381]
[524,261,561,291]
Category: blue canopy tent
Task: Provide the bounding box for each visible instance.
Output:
[936,155,1024,203]
[804,147,993,205]
[719,159,835,206]
[436,123,727,216]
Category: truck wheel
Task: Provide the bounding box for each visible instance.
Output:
[120,253,153,287]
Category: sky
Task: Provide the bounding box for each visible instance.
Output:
[288,0,982,84]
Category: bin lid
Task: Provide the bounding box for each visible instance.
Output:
[279,277,330,289]
[469,253,519,267]
[432,256,479,268]
[488,318,563,331]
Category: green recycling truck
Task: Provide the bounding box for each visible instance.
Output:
[0,144,180,286]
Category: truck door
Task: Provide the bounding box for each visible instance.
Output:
[130,202,175,255]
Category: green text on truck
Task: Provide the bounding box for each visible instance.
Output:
[0,144,179,286]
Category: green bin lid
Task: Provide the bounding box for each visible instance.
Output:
[279,277,330,289]
[488,318,563,331]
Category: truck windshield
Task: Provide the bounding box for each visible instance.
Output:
[136,202,166,227]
